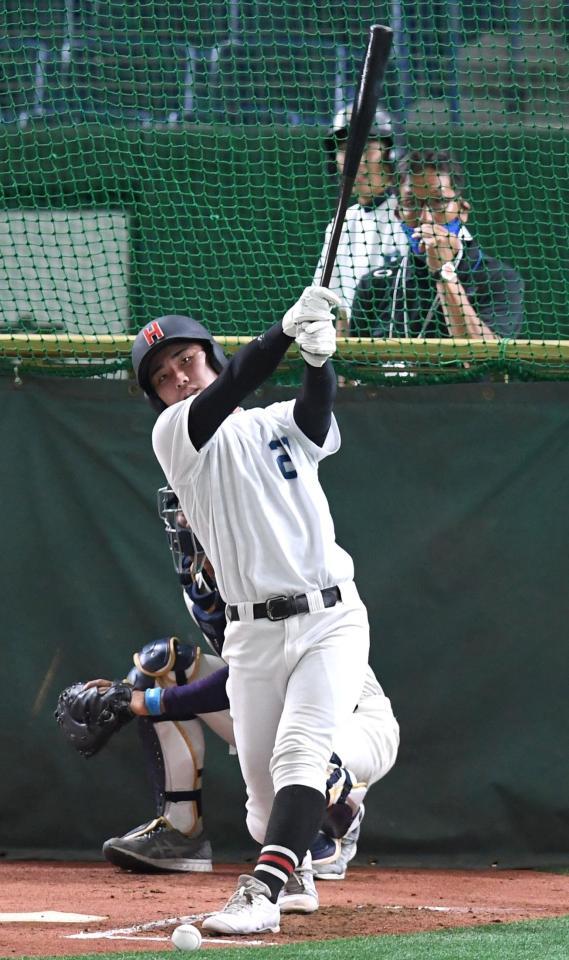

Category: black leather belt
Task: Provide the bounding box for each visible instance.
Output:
[226,586,342,623]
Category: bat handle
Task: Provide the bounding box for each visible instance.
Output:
[320,177,355,288]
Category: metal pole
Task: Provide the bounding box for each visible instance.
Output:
[507,0,525,113]
[229,0,240,41]
[391,0,411,154]
[446,0,462,125]
[391,0,413,113]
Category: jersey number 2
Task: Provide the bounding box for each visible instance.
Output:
[269,436,298,480]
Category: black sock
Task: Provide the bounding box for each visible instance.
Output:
[253,784,326,902]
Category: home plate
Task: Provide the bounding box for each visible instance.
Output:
[0,912,107,923]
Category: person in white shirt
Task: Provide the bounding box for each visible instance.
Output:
[314,104,408,332]
[130,290,393,936]
[80,489,398,895]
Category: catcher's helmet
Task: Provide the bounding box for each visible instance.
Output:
[132,314,227,412]
[157,484,207,586]
[324,103,395,172]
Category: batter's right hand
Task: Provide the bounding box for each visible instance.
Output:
[281,286,341,339]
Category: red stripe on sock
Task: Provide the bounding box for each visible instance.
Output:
[257,852,294,872]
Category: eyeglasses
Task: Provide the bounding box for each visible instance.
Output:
[399,196,461,216]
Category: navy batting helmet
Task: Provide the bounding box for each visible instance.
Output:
[132,314,227,412]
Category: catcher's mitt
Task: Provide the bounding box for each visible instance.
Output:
[54,681,134,758]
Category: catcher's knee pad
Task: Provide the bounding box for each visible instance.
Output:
[323,754,367,838]
[127,636,198,691]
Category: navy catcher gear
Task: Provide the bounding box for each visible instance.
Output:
[157,484,225,654]
[185,580,226,658]
[132,315,228,412]
[128,636,198,690]
[54,681,133,758]
[322,753,367,838]
[157,485,208,587]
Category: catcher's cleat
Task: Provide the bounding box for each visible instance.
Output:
[312,804,365,881]
[278,854,319,914]
[310,831,340,864]
[102,816,212,873]
[202,875,280,935]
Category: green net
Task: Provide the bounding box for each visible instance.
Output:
[1,1,568,384]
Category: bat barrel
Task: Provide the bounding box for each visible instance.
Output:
[343,25,393,179]
[319,24,393,288]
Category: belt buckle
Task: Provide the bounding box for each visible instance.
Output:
[265,595,289,621]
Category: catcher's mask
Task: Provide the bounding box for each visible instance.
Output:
[132,314,228,413]
[324,103,395,176]
[157,485,206,586]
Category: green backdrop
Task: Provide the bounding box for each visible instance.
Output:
[1,376,567,867]
[1,126,567,340]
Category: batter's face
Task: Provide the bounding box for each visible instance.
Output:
[336,139,392,205]
[149,341,218,407]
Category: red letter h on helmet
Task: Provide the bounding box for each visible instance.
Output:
[142,321,165,346]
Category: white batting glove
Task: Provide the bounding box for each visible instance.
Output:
[281,285,342,339]
[296,318,337,367]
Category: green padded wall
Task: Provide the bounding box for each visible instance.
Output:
[1,376,567,866]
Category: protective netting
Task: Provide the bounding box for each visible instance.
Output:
[1,1,568,383]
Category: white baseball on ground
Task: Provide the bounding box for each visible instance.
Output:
[171,923,202,950]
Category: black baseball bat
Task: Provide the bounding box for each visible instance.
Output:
[320,24,394,288]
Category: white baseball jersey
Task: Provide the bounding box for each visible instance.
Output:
[152,398,354,604]
[313,194,407,316]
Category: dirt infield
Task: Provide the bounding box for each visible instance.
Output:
[1,862,568,956]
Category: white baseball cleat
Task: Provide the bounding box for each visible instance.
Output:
[278,854,319,914]
[202,875,280,935]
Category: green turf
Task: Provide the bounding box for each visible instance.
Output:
[5,915,569,960]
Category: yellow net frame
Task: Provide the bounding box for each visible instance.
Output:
[2,335,569,369]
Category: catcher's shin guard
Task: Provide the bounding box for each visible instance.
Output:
[137,716,206,836]
[128,636,205,836]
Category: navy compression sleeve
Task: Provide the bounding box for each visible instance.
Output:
[293,360,337,447]
[161,665,230,719]
[188,321,292,450]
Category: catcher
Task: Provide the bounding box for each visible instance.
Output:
[55,487,399,908]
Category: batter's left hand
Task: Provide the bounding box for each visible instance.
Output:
[296,318,337,367]
[411,223,462,274]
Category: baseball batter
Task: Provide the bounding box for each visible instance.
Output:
[130,288,380,935]
[59,483,399,912]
